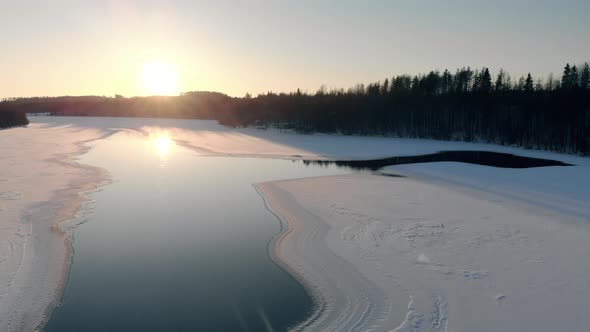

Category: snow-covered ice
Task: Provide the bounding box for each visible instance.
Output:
[0,122,110,331]
[257,169,590,331]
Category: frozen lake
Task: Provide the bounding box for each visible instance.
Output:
[44,130,350,331]
[9,116,582,332]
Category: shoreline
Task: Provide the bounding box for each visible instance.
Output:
[253,184,326,330]
[254,178,406,331]
[35,157,112,332]
[0,125,113,332]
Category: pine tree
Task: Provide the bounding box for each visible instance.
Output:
[580,62,590,89]
[441,69,452,94]
[514,76,525,91]
[524,73,534,92]
[364,82,381,96]
[472,69,481,92]
[465,67,473,92]
[562,63,572,89]
[411,76,420,94]
[381,78,389,96]
[454,67,473,93]
[504,73,512,91]
[545,73,557,91]
[423,71,441,95]
[495,69,506,92]
[316,84,327,96]
[481,68,492,94]
[571,65,579,88]
[535,78,543,91]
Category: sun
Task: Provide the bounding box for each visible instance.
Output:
[141,60,179,96]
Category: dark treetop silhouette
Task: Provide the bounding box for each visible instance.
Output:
[0,103,28,128]
[2,63,589,154]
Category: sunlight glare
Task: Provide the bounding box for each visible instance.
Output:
[150,133,174,158]
[141,60,179,96]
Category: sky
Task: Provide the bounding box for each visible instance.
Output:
[1,0,589,98]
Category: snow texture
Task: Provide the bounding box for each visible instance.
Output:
[0,122,110,331]
[256,164,590,331]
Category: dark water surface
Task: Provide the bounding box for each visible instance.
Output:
[44,131,349,332]
[301,150,572,170]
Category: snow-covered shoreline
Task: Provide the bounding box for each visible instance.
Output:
[255,180,407,331]
[256,167,590,331]
[0,123,111,331]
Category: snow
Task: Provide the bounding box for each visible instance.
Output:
[2,116,589,331]
[382,159,590,221]
[30,116,590,163]
[257,171,590,331]
[0,123,110,331]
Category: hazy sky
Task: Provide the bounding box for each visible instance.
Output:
[1,0,589,98]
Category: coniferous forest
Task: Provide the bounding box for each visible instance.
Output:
[2,63,589,154]
[0,104,28,128]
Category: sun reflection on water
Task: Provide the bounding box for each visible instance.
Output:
[149,132,174,159]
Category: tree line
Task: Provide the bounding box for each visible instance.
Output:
[2,62,589,154]
[225,62,590,154]
[0,103,28,128]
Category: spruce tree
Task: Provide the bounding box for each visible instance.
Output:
[411,76,420,94]
[504,73,512,91]
[562,63,572,89]
[524,73,534,92]
[389,76,397,95]
[495,69,506,92]
[580,62,590,89]
[381,78,389,96]
[545,73,556,91]
[481,68,492,94]
[472,69,481,92]
[571,65,579,88]
[465,67,473,92]
[535,78,543,91]
[442,69,452,94]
